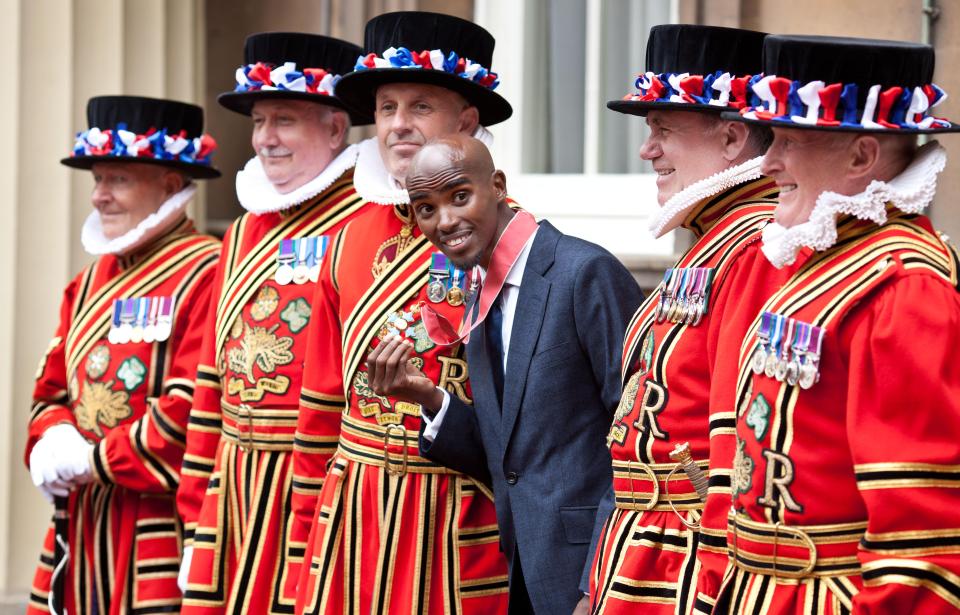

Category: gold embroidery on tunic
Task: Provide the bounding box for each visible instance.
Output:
[75,380,132,437]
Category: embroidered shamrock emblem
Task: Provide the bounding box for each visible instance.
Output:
[116,357,147,391]
[280,298,311,334]
[744,393,771,442]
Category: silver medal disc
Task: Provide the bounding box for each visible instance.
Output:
[275,264,294,286]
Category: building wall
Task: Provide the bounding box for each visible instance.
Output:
[0,0,206,602]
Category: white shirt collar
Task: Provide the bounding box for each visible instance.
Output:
[235,143,358,215]
[81,183,196,256]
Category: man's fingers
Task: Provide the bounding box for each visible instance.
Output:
[382,338,413,387]
[369,335,402,391]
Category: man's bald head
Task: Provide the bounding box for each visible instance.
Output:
[406,135,511,270]
[406,135,496,199]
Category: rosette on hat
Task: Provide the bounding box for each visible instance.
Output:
[721,35,960,134]
[335,11,512,127]
[61,95,220,179]
[218,32,371,125]
[607,25,768,117]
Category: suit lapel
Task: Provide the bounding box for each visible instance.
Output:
[500,222,559,451]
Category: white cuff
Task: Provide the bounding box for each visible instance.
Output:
[420,388,451,442]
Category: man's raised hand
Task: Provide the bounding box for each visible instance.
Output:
[366,335,445,411]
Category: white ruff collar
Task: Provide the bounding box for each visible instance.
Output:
[81,184,196,256]
[649,156,764,238]
[235,143,358,215]
[352,125,495,205]
[761,140,947,269]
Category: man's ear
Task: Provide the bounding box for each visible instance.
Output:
[847,135,882,180]
[492,170,507,202]
[719,120,751,163]
[161,171,186,198]
[458,105,480,135]
[328,110,350,149]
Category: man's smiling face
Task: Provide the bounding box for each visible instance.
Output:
[639,110,733,205]
[406,136,508,271]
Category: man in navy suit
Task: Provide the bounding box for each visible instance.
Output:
[367,135,642,614]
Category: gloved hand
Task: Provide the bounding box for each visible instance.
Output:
[29,424,93,503]
[178,544,194,593]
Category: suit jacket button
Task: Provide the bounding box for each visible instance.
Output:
[505,472,519,485]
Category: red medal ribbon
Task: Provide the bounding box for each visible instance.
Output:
[422,209,539,346]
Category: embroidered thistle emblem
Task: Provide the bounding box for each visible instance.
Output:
[614,371,642,424]
[75,380,132,437]
[228,323,295,383]
[732,437,754,497]
[639,330,655,375]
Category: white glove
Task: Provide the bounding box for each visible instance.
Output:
[178,544,193,593]
[29,424,93,502]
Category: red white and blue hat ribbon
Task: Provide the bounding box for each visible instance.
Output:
[739,75,952,131]
[624,70,759,108]
[354,47,500,91]
[234,61,342,95]
[71,123,217,165]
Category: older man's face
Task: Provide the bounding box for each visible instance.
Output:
[761,128,856,228]
[251,99,346,194]
[639,110,733,206]
[90,162,181,240]
[375,83,478,184]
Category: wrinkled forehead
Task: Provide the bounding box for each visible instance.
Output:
[407,155,469,191]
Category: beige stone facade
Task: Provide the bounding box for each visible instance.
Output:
[0,0,956,608]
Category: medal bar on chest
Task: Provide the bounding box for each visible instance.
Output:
[751,310,826,388]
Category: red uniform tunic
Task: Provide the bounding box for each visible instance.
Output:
[590,178,784,614]
[291,202,509,615]
[715,212,960,615]
[176,171,368,615]
[26,218,219,615]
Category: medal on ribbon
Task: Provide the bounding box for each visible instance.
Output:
[447,267,465,306]
[293,237,311,285]
[751,312,772,375]
[275,239,295,285]
[311,236,329,283]
[155,296,175,342]
[143,296,161,343]
[764,314,783,378]
[130,297,148,344]
[654,269,672,323]
[108,299,124,345]
[116,298,136,344]
[799,325,825,389]
[427,253,450,304]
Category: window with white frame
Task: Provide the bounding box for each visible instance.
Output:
[474,0,678,266]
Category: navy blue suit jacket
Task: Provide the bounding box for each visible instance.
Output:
[420,221,643,613]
